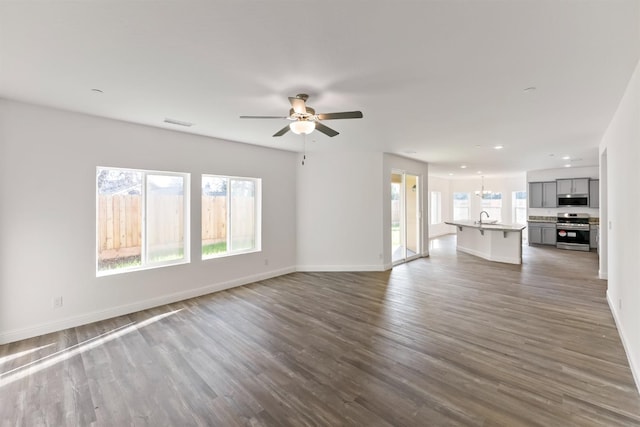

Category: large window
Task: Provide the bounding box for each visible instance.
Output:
[512,191,527,224]
[202,175,261,258]
[481,192,502,222]
[453,192,470,220]
[97,167,189,275]
[430,191,442,225]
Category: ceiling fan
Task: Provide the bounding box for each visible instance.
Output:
[240,94,363,137]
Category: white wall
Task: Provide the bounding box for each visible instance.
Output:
[0,99,298,344]
[296,151,385,271]
[450,174,527,224]
[599,59,640,392]
[527,166,600,217]
[428,176,454,237]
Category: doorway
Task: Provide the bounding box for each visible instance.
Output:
[391,171,421,264]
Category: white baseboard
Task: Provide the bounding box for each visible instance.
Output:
[296,264,387,272]
[607,291,640,395]
[600,270,608,279]
[0,266,296,345]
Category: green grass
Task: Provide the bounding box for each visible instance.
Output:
[202,242,227,256]
[98,256,142,272]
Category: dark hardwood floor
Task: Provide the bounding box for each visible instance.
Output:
[2,235,640,426]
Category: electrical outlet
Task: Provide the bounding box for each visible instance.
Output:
[619,299,622,310]
[264,258,269,266]
[53,296,63,309]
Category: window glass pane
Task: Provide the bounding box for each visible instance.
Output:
[97,168,142,272]
[202,174,260,259]
[512,191,527,224]
[391,183,401,247]
[453,192,470,220]
[481,192,502,222]
[202,176,228,257]
[230,179,256,251]
[146,175,185,263]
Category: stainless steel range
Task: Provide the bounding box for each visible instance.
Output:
[556,213,590,251]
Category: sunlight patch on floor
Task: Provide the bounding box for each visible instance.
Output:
[0,309,182,388]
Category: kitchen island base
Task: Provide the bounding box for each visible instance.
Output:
[445,221,526,265]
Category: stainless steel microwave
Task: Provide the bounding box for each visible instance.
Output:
[557,195,589,207]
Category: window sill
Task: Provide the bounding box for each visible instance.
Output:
[96,259,190,278]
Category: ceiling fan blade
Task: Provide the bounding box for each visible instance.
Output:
[289,97,307,114]
[315,122,339,137]
[273,125,291,137]
[316,111,363,120]
[240,115,288,119]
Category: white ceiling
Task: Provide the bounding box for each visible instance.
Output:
[1,1,638,178]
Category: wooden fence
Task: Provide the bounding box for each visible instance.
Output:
[98,195,252,260]
[97,195,142,260]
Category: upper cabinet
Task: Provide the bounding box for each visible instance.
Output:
[529,182,542,208]
[590,179,599,208]
[529,181,557,208]
[543,182,557,207]
[556,178,589,195]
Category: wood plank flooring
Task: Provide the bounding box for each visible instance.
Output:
[2,235,640,426]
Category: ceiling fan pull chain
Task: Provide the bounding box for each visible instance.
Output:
[302,134,307,166]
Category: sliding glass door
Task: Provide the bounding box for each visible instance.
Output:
[392,171,421,264]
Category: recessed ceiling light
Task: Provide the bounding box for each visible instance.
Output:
[475,145,481,148]
[562,156,571,160]
[477,171,482,174]
[549,154,555,157]
[494,145,504,150]
[91,88,103,93]
[460,165,467,169]
[164,118,194,127]
[448,173,454,176]
[564,164,572,168]
[524,86,536,92]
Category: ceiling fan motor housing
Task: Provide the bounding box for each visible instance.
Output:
[289,106,315,120]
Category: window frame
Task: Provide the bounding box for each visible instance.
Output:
[201,174,262,260]
[96,167,190,277]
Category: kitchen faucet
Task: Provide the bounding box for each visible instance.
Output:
[479,211,490,224]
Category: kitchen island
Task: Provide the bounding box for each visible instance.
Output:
[444,220,527,264]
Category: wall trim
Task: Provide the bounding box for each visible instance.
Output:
[600,271,608,280]
[607,290,640,395]
[296,264,387,272]
[0,266,296,345]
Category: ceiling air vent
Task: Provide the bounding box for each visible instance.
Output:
[164,118,193,127]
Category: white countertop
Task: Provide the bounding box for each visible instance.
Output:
[445,220,526,232]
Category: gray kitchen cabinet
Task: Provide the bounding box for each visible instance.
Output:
[542,226,557,245]
[542,182,557,207]
[528,222,556,246]
[557,178,589,194]
[529,224,542,244]
[590,180,599,208]
[590,224,599,249]
[529,182,543,208]
[528,182,556,208]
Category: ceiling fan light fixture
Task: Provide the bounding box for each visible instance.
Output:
[290,120,315,135]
